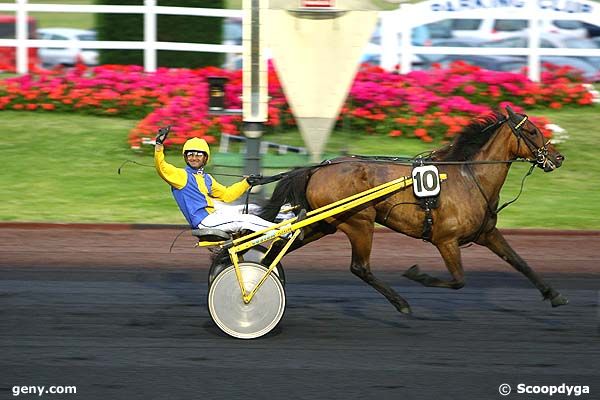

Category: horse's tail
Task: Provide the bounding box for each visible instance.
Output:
[259,166,315,222]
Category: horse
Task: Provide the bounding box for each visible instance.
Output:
[257,106,567,314]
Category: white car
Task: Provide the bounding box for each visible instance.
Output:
[449,18,588,40]
[222,17,242,70]
[484,33,600,70]
[37,28,98,67]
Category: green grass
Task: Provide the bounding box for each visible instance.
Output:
[31,0,95,30]
[0,0,95,29]
[2,107,600,228]
[498,108,600,229]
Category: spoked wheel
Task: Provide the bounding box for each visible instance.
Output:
[208,262,286,339]
[208,245,285,286]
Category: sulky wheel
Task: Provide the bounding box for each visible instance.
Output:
[207,262,286,339]
[208,245,285,286]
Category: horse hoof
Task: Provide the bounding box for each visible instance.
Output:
[551,293,569,307]
[403,265,420,279]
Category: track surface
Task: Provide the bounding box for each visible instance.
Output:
[1,226,598,399]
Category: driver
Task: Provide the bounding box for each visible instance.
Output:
[154,130,280,235]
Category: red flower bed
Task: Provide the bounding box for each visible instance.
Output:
[0,61,594,147]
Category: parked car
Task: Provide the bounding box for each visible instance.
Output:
[582,21,600,38]
[448,18,588,40]
[424,20,453,40]
[363,22,452,66]
[361,43,428,67]
[484,32,598,49]
[483,33,600,70]
[222,17,242,70]
[420,37,488,64]
[0,14,39,72]
[223,16,242,45]
[369,21,451,47]
[37,28,98,67]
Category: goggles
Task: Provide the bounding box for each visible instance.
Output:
[185,151,207,158]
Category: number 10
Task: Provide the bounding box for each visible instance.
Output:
[414,170,439,192]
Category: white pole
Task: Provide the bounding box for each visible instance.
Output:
[144,0,157,72]
[242,0,268,124]
[399,5,412,74]
[527,0,541,82]
[379,11,398,71]
[242,0,267,177]
[16,0,28,74]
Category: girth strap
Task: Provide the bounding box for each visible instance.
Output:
[420,197,439,242]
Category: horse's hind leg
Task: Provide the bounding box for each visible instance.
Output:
[403,240,465,289]
[476,228,568,307]
[340,216,412,314]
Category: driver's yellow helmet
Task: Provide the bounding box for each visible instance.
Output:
[182,137,210,162]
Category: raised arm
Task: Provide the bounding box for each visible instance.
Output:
[154,144,187,190]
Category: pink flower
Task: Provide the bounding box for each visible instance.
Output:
[1,61,590,147]
[462,85,476,95]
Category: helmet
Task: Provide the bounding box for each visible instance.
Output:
[182,137,210,162]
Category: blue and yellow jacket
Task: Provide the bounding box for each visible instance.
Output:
[154,147,250,227]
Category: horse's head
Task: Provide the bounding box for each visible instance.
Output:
[505,106,564,172]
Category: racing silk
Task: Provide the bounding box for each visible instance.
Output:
[154,147,250,227]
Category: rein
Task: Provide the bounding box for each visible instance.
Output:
[336,156,529,166]
[459,113,543,244]
[120,112,547,222]
[460,115,541,216]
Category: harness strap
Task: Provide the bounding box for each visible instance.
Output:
[417,174,447,242]
[514,115,528,130]
[421,197,437,242]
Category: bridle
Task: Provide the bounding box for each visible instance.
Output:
[460,110,556,244]
[505,112,555,170]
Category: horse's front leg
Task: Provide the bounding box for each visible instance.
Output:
[339,215,412,314]
[403,240,465,289]
[476,228,568,307]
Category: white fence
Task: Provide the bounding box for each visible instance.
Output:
[1,0,600,81]
[0,0,243,74]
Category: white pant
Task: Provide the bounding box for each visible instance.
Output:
[198,205,276,233]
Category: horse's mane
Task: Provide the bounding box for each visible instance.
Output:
[431,111,506,161]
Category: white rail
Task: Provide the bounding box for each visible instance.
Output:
[0,0,243,73]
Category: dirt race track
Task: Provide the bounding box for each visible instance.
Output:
[0,225,598,400]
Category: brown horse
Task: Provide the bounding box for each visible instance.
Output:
[257,106,567,314]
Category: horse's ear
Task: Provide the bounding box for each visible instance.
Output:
[505,105,518,120]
